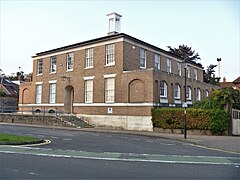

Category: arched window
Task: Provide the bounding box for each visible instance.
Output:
[187,86,192,100]
[174,84,180,99]
[196,88,201,101]
[160,81,167,98]
[205,90,209,97]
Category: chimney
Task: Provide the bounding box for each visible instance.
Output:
[107,12,122,35]
[223,77,226,82]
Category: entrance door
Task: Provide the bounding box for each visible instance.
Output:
[64,85,74,114]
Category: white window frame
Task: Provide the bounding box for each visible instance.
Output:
[37,59,43,75]
[187,86,192,100]
[50,56,57,73]
[49,83,56,103]
[196,88,201,101]
[187,65,190,78]
[106,44,115,66]
[194,68,198,80]
[85,48,94,68]
[166,59,171,73]
[36,84,42,103]
[160,81,167,98]
[84,79,93,103]
[140,48,146,69]
[177,62,181,76]
[205,90,209,97]
[105,77,115,103]
[67,52,74,71]
[174,84,181,99]
[154,53,160,70]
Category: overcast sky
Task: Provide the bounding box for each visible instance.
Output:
[1,0,239,81]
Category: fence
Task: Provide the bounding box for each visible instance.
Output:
[232,109,240,135]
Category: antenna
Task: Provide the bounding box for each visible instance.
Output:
[217,58,221,78]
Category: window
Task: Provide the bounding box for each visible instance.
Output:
[196,88,201,101]
[187,86,192,100]
[160,81,167,97]
[194,68,197,80]
[85,80,93,103]
[50,56,57,73]
[154,54,160,70]
[205,90,209,97]
[174,84,180,99]
[106,44,115,65]
[67,52,74,71]
[140,48,146,68]
[85,48,94,68]
[166,59,171,73]
[37,59,43,75]
[177,62,181,76]
[36,84,42,103]
[49,83,56,103]
[187,65,190,78]
[105,78,115,103]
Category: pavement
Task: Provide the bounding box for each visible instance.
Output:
[1,123,240,154]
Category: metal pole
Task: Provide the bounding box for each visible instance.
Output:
[184,64,187,139]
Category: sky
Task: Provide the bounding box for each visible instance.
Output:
[0,0,239,81]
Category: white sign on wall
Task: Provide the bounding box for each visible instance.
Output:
[108,107,113,114]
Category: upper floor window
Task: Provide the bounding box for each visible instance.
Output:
[105,77,115,103]
[86,48,94,68]
[49,83,56,103]
[36,84,42,103]
[174,84,181,99]
[50,56,57,73]
[67,52,74,71]
[186,65,190,78]
[177,62,181,76]
[140,48,146,69]
[187,86,192,100]
[154,54,160,70]
[106,44,115,66]
[194,68,197,80]
[160,81,167,98]
[37,59,43,75]
[166,59,171,73]
[85,79,93,103]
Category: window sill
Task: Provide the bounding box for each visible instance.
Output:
[36,74,42,76]
[105,63,115,67]
[49,72,56,74]
[85,67,93,70]
[66,69,73,72]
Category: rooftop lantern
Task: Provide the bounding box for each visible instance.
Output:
[107,12,122,36]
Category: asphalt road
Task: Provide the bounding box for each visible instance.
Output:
[0,124,240,179]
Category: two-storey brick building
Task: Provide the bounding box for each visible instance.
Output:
[19,13,218,131]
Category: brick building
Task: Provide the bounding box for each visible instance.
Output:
[19,13,218,131]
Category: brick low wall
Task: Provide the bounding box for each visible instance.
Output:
[0,114,73,127]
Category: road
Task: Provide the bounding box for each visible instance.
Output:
[0,124,239,179]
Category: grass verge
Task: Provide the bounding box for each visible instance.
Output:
[0,133,43,145]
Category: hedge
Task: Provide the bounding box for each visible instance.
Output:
[151,108,229,135]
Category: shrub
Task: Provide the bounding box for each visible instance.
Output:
[152,108,229,135]
[208,109,229,135]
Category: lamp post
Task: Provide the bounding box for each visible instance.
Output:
[183,62,187,139]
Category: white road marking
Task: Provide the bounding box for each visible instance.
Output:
[29,172,38,175]
[12,169,19,172]
[161,143,175,146]
[146,140,154,143]
[132,138,140,141]
[63,138,72,141]
[50,136,58,139]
